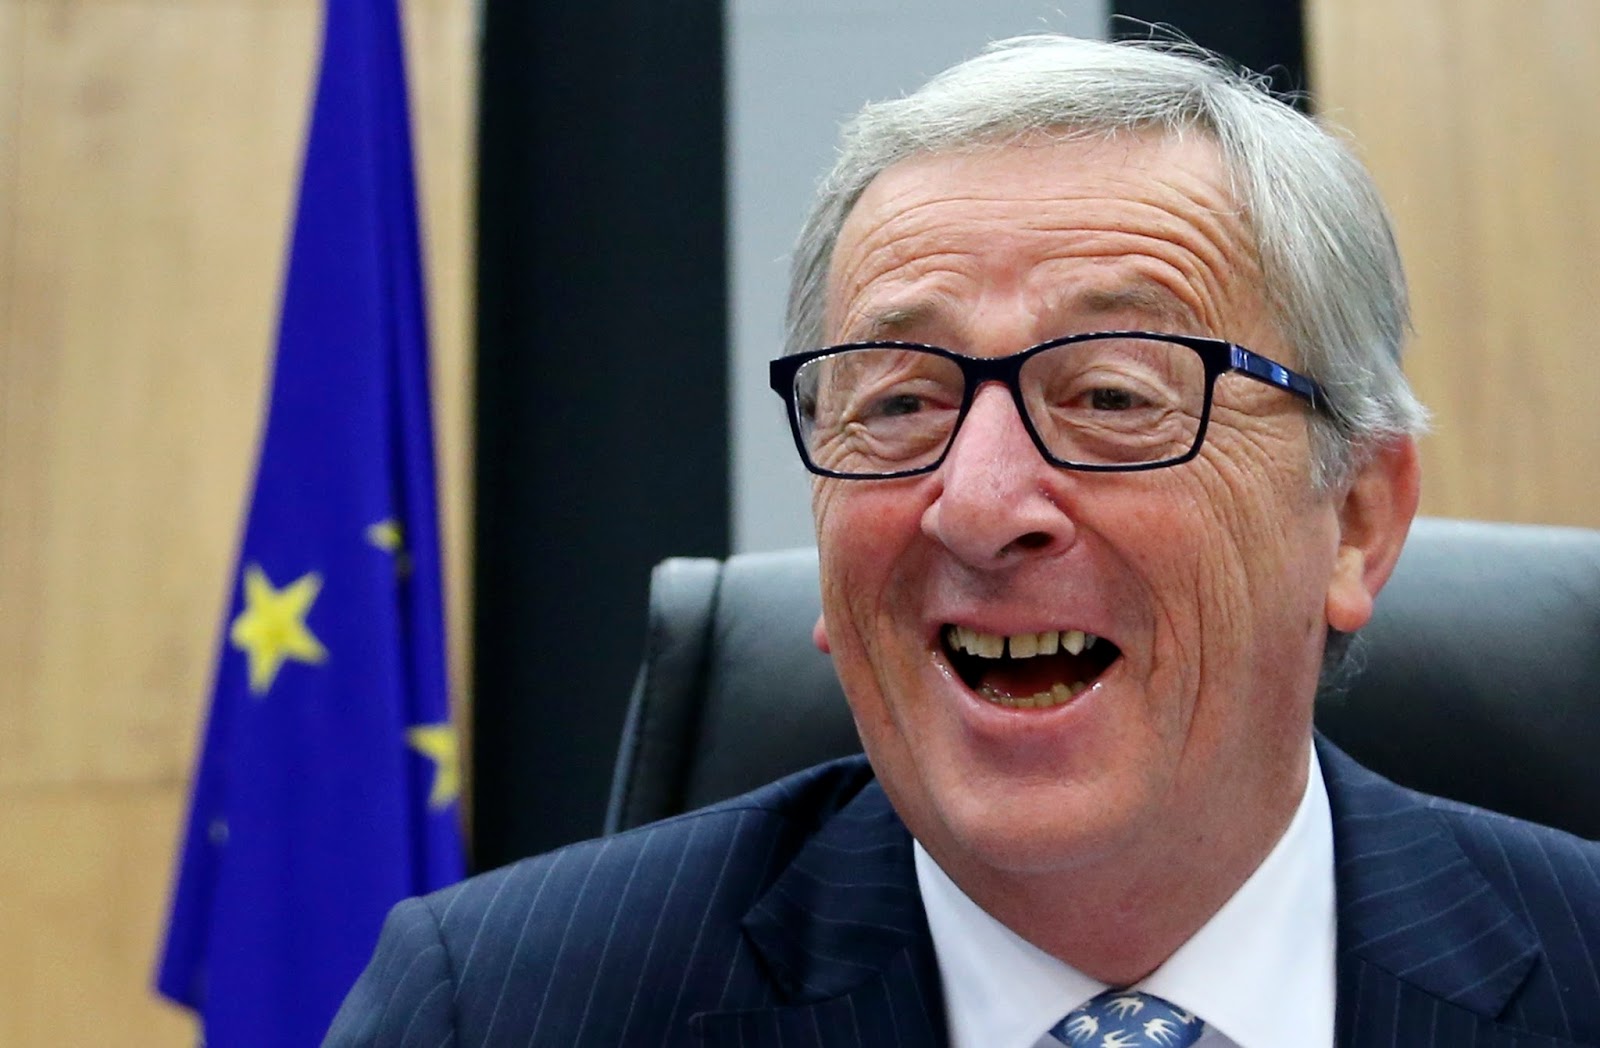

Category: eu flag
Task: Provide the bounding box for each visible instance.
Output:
[155,1,465,1042]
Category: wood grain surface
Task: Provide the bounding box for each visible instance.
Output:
[0,0,475,1041]
[1309,0,1600,527]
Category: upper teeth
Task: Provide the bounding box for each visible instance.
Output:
[946,625,1098,659]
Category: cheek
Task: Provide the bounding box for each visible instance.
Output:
[1195,413,1326,556]
[1181,461,1339,703]
[813,476,928,561]
[812,480,926,654]
[1104,486,1220,698]
[812,476,875,546]
[1115,442,1327,679]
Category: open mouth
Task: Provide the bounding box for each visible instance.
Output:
[940,625,1122,709]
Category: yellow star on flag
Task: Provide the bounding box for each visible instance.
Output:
[366,519,402,552]
[407,723,461,809]
[230,565,328,696]
[366,518,413,577]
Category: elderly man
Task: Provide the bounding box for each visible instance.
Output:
[328,35,1600,1047]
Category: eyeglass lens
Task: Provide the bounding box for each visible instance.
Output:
[792,336,1208,476]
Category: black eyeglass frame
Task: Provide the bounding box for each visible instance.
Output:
[768,330,1326,480]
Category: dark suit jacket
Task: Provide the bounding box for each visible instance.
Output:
[326,739,1600,1046]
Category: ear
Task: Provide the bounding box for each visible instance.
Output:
[812,612,832,654]
[1325,436,1421,633]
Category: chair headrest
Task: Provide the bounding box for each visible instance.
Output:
[608,518,1600,839]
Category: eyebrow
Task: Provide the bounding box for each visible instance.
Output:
[854,304,938,342]
[1067,285,1200,331]
[846,284,1202,345]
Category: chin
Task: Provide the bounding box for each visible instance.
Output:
[902,759,1158,879]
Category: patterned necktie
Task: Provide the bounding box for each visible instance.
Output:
[1050,988,1205,1047]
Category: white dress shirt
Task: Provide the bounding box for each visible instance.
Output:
[915,749,1335,1048]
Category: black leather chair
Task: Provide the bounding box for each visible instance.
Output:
[605,518,1600,840]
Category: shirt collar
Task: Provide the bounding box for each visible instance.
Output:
[915,840,1099,1048]
[915,747,1335,1048]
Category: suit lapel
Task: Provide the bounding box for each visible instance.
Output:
[693,780,947,1047]
[699,740,1565,1047]
[1318,739,1564,1047]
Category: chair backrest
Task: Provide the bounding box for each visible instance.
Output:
[605,518,1600,840]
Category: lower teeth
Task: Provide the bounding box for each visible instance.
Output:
[979,680,1088,709]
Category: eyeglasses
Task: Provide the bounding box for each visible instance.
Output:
[769,331,1324,480]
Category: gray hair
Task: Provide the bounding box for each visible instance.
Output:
[784,34,1428,488]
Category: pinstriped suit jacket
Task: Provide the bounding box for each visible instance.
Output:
[325,738,1600,1046]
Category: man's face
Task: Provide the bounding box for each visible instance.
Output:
[812,134,1408,893]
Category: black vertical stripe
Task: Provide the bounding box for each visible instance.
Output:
[474,0,729,869]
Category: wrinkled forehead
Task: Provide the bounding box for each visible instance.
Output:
[823,132,1275,352]
[837,125,1239,224]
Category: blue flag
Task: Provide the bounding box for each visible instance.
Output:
[156,1,465,1042]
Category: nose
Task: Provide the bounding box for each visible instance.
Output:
[920,383,1078,565]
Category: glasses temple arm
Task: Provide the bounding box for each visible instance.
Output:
[1227,344,1325,407]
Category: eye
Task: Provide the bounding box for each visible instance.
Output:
[869,392,928,418]
[1087,387,1148,411]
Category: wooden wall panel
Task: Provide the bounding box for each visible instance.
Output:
[1308,0,1600,527]
[2,0,311,790]
[0,0,475,1040]
[0,790,191,1042]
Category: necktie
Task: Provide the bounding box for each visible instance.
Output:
[1050,988,1205,1047]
